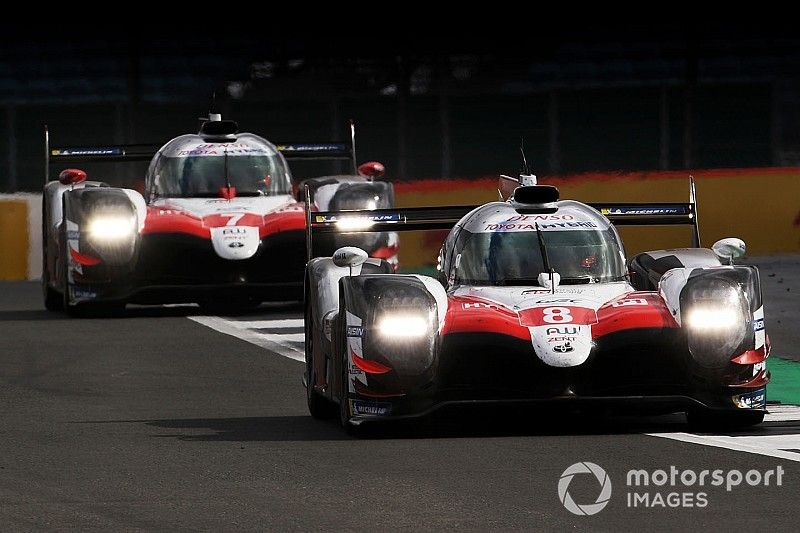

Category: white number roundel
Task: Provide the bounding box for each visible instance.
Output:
[542,307,573,324]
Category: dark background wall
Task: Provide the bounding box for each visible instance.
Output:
[1,25,797,191]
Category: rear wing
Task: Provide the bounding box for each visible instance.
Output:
[45,120,360,182]
[588,176,701,246]
[303,183,474,260]
[276,121,358,171]
[304,176,702,260]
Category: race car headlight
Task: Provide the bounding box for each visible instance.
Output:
[376,314,430,339]
[682,278,751,368]
[685,307,740,330]
[87,215,136,241]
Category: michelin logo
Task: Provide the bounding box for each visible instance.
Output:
[351,400,392,416]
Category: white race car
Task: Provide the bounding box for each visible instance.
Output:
[42,115,393,314]
[303,175,769,432]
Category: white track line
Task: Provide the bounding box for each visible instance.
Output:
[189,316,305,362]
[226,319,304,329]
[648,405,800,462]
[193,313,800,460]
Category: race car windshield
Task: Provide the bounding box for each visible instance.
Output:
[454,228,626,286]
[151,146,291,198]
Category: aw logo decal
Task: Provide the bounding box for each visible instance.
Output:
[558,462,612,516]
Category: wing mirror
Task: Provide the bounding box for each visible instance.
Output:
[358,161,385,179]
[333,246,368,276]
[58,168,87,185]
[712,238,746,264]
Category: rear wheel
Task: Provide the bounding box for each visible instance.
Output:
[687,409,765,430]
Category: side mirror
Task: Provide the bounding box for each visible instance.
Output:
[58,168,87,185]
[333,246,368,276]
[712,238,746,264]
[358,161,385,179]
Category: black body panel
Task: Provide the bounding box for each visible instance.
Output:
[69,230,307,304]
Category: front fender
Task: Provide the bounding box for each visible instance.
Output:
[63,187,145,269]
[660,265,764,370]
[340,274,447,382]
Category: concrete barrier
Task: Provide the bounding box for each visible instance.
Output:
[0,194,42,281]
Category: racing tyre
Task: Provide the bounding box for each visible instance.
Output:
[305,298,334,420]
[686,409,765,430]
[41,198,63,311]
[43,278,63,311]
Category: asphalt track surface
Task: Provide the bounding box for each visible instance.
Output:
[0,256,798,530]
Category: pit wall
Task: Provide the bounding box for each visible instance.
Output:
[0,194,42,280]
[1,168,798,279]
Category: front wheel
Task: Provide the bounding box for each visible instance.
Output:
[43,282,63,311]
[305,300,334,420]
[42,198,63,311]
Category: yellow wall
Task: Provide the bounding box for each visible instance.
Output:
[395,168,800,268]
[0,200,29,280]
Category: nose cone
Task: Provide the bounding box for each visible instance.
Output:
[210,226,259,260]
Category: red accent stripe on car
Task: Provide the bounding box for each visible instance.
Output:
[351,351,392,374]
[732,343,769,365]
[141,205,307,239]
[442,295,530,341]
[69,245,101,266]
[593,292,678,338]
[728,368,770,389]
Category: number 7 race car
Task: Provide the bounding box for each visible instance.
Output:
[42,115,395,315]
[303,175,769,433]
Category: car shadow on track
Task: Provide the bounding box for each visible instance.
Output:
[124,408,715,442]
[91,403,797,442]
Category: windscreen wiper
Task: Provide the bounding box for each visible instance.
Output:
[535,222,556,294]
[223,148,232,191]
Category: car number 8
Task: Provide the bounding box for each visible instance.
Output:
[542,307,573,323]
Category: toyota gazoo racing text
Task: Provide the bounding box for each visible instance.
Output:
[303,174,769,433]
[42,115,395,314]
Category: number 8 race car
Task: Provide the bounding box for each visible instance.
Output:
[42,115,396,315]
[303,174,769,433]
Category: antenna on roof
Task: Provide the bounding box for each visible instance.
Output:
[520,138,530,175]
[198,93,221,128]
[519,138,537,186]
[350,119,358,173]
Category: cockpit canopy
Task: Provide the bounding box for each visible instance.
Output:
[451,200,627,286]
[145,133,292,199]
